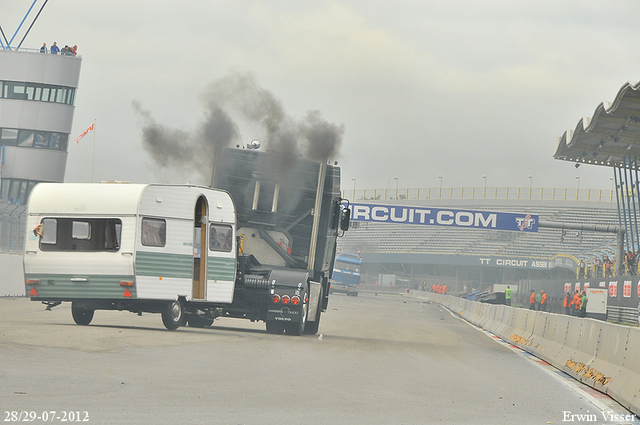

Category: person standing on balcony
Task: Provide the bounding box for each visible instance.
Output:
[39,43,47,53]
[50,42,59,54]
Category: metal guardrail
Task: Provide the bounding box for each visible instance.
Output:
[607,306,638,324]
[343,187,616,202]
[1,46,81,57]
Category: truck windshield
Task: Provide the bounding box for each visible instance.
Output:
[39,218,122,252]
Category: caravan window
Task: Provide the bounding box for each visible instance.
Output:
[141,218,166,247]
[72,221,91,240]
[40,219,58,244]
[39,218,122,251]
[209,224,233,252]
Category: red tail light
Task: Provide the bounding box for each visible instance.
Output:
[291,295,301,305]
[26,279,40,285]
[282,295,290,304]
[272,294,281,303]
[120,281,133,287]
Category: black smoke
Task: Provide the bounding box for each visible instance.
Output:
[134,72,344,183]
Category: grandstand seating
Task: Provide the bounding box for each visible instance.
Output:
[338,200,621,262]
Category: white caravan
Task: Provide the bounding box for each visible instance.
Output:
[24,183,237,329]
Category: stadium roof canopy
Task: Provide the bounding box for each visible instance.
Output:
[554,81,640,170]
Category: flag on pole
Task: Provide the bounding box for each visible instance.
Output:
[75,122,95,143]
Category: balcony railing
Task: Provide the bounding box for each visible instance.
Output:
[342,187,617,202]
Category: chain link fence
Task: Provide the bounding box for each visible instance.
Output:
[0,201,27,254]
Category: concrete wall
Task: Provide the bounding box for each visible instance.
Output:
[1,254,25,296]
[410,290,640,417]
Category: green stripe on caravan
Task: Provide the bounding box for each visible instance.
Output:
[207,257,236,281]
[135,251,193,279]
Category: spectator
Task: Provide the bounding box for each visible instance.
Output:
[579,291,588,317]
[529,290,536,310]
[604,257,613,278]
[505,286,512,306]
[571,290,581,316]
[535,290,542,311]
[540,290,547,312]
[563,291,571,315]
[50,42,60,54]
[39,43,47,53]
[72,45,78,55]
[594,258,602,277]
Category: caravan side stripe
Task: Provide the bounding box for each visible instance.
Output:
[207,257,236,281]
[135,251,193,279]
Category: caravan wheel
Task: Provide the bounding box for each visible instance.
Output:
[71,302,94,326]
[161,300,185,330]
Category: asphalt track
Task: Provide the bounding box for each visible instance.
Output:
[0,294,636,424]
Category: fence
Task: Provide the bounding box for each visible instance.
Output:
[0,201,26,254]
[343,187,616,202]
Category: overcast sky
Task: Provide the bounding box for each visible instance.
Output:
[4,1,639,193]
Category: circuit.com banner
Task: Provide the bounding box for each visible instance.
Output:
[347,203,538,232]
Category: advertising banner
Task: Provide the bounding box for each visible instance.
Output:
[348,202,538,232]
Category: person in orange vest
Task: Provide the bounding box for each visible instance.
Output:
[529,290,536,310]
[540,290,548,312]
[563,291,571,315]
[571,290,581,316]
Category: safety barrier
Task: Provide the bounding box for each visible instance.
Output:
[408,290,640,416]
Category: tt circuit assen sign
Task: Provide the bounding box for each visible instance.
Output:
[348,203,538,232]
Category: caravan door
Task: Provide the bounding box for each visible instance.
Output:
[192,196,208,300]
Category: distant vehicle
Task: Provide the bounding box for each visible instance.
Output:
[330,253,361,296]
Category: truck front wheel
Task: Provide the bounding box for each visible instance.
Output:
[71,302,94,326]
[161,300,185,330]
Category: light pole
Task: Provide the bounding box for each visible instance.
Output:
[394,176,398,199]
[576,176,580,200]
[483,175,487,198]
[529,175,532,199]
[352,177,356,200]
[438,175,442,199]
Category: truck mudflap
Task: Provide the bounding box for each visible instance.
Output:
[306,281,322,322]
[264,268,310,335]
[266,305,302,323]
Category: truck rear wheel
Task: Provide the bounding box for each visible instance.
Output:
[161,300,185,330]
[71,302,94,326]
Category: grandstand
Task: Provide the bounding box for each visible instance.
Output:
[339,81,640,294]
[337,189,620,292]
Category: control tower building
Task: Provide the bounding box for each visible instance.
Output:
[0,48,82,204]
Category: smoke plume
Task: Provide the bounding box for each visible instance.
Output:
[134,72,344,183]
